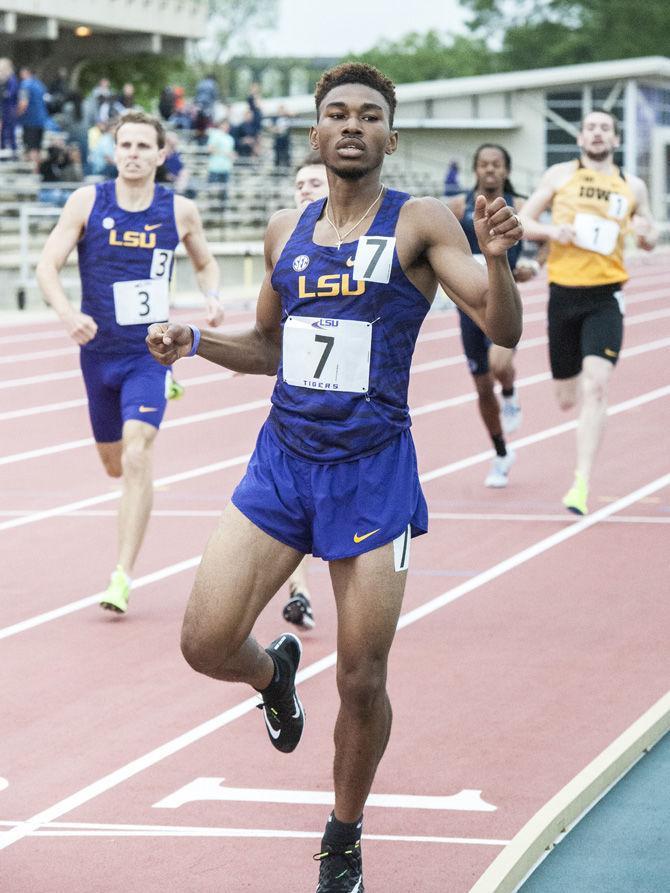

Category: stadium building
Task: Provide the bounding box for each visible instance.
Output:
[0,0,206,65]
[261,56,670,222]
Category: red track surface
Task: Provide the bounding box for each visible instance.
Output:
[1,254,669,891]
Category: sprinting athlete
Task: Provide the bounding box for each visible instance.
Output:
[446,143,537,488]
[282,152,330,630]
[36,110,224,613]
[520,109,658,514]
[147,63,522,893]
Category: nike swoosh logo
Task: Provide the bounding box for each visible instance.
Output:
[346,257,355,267]
[353,528,381,543]
[139,405,158,413]
[144,224,162,231]
[262,708,281,740]
[604,348,618,357]
[292,694,301,719]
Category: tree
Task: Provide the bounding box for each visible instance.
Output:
[195,0,279,66]
[352,30,497,84]
[462,0,670,69]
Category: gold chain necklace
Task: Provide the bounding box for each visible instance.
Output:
[324,183,385,250]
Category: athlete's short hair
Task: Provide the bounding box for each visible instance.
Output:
[314,62,397,126]
[295,149,324,173]
[581,108,620,136]
[113,111,166,149]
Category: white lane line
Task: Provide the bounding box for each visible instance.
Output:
[3,509,667,525]
[0,820,509,845]
[0,346,77,364]
[1,379,668,542]
[0,287,665,393]
[0,398,268,466]
[0,369,81,390]
[419,383,670,483]
[0,398,87,422]
[0,453,251,534]
[0,472,666,851]
[2,316,668,464]
[429,513,670,524]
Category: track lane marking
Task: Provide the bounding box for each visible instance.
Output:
[0,820,509,845]
[1,319,668,466]
[0,471,666,851]
[0,288,665,392]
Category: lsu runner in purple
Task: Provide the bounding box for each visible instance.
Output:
[147,63,522,893]
[37,110,223,615]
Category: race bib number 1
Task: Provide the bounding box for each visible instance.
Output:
[112,279,170,326]
[573,213,620,256]
[282,316,372,393]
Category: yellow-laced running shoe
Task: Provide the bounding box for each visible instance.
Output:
[100,566,131,613]
[562,472,589,516]
[166,371,185,401]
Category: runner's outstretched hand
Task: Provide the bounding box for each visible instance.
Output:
[146,323,194,365]
[473,194,523,257]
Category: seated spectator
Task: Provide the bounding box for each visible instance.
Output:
[156,130,192,196]
[38,136,82,206]
[168,86,192,130]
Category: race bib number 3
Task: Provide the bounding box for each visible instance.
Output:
[352,236,395,283]
[112,279,169,326]
[150,248,174,280]
[573,213,620,256]
[282,316,372,393]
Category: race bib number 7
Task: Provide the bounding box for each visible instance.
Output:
[112,279,170,326]
[282,316,372,393]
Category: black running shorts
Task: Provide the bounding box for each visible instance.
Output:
[548,282,624,380]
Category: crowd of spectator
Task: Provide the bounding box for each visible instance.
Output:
[0,61,297,209]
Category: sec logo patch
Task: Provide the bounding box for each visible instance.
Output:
[293,255,310,272]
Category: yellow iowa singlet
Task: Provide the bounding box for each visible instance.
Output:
[548,161,636,287]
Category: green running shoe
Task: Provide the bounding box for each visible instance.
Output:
[100,566,131,613]
[166,370,185,401]
[563,472,589,516]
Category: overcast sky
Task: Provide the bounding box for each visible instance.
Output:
[248,0,471,57]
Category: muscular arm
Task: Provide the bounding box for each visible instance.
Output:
[176,196,224,326]
[147,210,294,374]
[629,176,659,251]
[414,196,522,347]
[35,186,98,344]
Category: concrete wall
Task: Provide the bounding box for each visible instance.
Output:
[0,0,207,38]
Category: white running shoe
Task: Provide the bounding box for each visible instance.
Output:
[501,395,522,434]
[485,449,516,488]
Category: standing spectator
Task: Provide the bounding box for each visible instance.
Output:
[0,57,19,156]
[271,104,292,168]
[158,85,174,121]
[17,66,49,171]
[247,81,263,137]
[46,67,69,115]
[61,90,89,173]
[83,77,112,127]
[233,108,259,159]
[169,86,191,130]
[195,72,219,123]
[88,120,116,178]
[120,83,136,111]
[207,117,235,202]
[444,159,461,196]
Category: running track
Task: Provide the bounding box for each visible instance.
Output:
[1,253,668,891]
